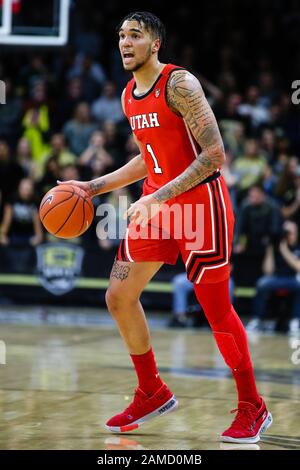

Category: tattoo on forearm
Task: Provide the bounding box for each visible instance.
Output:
[111,259,131,281]
[153,159,216,203]
[154,70,225,203]
[88,179,106,196]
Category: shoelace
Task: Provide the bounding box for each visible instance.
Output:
[124,389,145,416]
[229,405,257,430]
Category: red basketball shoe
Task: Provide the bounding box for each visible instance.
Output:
[221,398,273,443]
[105,383,178,433]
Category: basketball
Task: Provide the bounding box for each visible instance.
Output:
[39,184,94,239]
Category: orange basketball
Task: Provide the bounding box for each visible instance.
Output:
[39,184,94,239]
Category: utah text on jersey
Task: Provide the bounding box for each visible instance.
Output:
[130,113,160,130]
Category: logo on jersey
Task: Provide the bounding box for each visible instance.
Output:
[130,112,160,130]
[155,88,160,98]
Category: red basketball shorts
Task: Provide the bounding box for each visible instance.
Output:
[116,175,235,284]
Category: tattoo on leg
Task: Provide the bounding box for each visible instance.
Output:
[111,259,131,281]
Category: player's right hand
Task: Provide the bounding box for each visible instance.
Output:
[57,180,93,198]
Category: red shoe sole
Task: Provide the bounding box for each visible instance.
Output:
[220,411,273,443]
[105,395,178,433]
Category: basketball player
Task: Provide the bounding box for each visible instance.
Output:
[59,12,272,443]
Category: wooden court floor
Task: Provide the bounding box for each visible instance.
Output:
[0,312,299,450]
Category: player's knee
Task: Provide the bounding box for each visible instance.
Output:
[105,288,137,316]
[105,288,121,314]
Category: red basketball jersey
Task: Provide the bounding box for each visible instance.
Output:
[124,63,201,195]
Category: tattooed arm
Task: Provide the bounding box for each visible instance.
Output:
[152,70,225,203]
[58,90,148,197]
[57,151,147,197]
[87,154,147,196]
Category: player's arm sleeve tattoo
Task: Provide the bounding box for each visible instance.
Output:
[152,70,225,203]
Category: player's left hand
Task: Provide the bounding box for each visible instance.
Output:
[124,194,162,227]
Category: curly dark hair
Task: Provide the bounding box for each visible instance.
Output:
[116,11,166,51]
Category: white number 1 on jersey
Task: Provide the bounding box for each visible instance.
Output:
[146,143,162,174]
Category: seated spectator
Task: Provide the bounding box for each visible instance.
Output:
[233,138,268,203]
[234,185,282,283]
[67,53,106,103]
[59,164,80,183]
[260,128,277,165]
[63,102,97,156]
[221,150,238,211]
[168,273,235,328]
[36,156,61,199]
[22,80,51,165]
[276,161,300,227]
[247,221,300,334]
[54,78,85,131]
[0,78,22,148]
[91,81,124,124]
[0,178,43,272]
[257,71,278,109]
[0,140,25,207]
[102,120,126,166]
[224,121,246,159]
[15,137,36,180]
[47,133,77,167]
[238,85,271,132]
[218,93,247,144]
[79,130,113,179]
[19,55,49,92]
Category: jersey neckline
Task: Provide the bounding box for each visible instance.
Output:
[131,64,169,100]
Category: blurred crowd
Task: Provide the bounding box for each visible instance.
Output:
[0,0,300,329]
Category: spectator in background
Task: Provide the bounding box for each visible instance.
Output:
[54,78,85,131]
[234,185,282,283]
[224,122,245,159]
[218,93,246,145]
[67,53,106,103]
[238,85,271,132]
[247,221,300,335]
[260,128,277,165]
[22,80,51,167]
[63,102,97,156]
[276,159,300,226]
[60,164,80,183]
[278,92,300,155]
[0,140,25,208]
[257,71,278,109]
[19,55,49,92]
[79,130,113,179]
[0,178,43,272]
[217,71,238,96]
[15,137,36,180]
[36,157,60,199]
[0,78,22,148]
[233,138,268,203]
[47,133,77,168]
[102,120,126,166]
[168,273,235,328]
[221,150,238,211]
[91,81,124,124]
